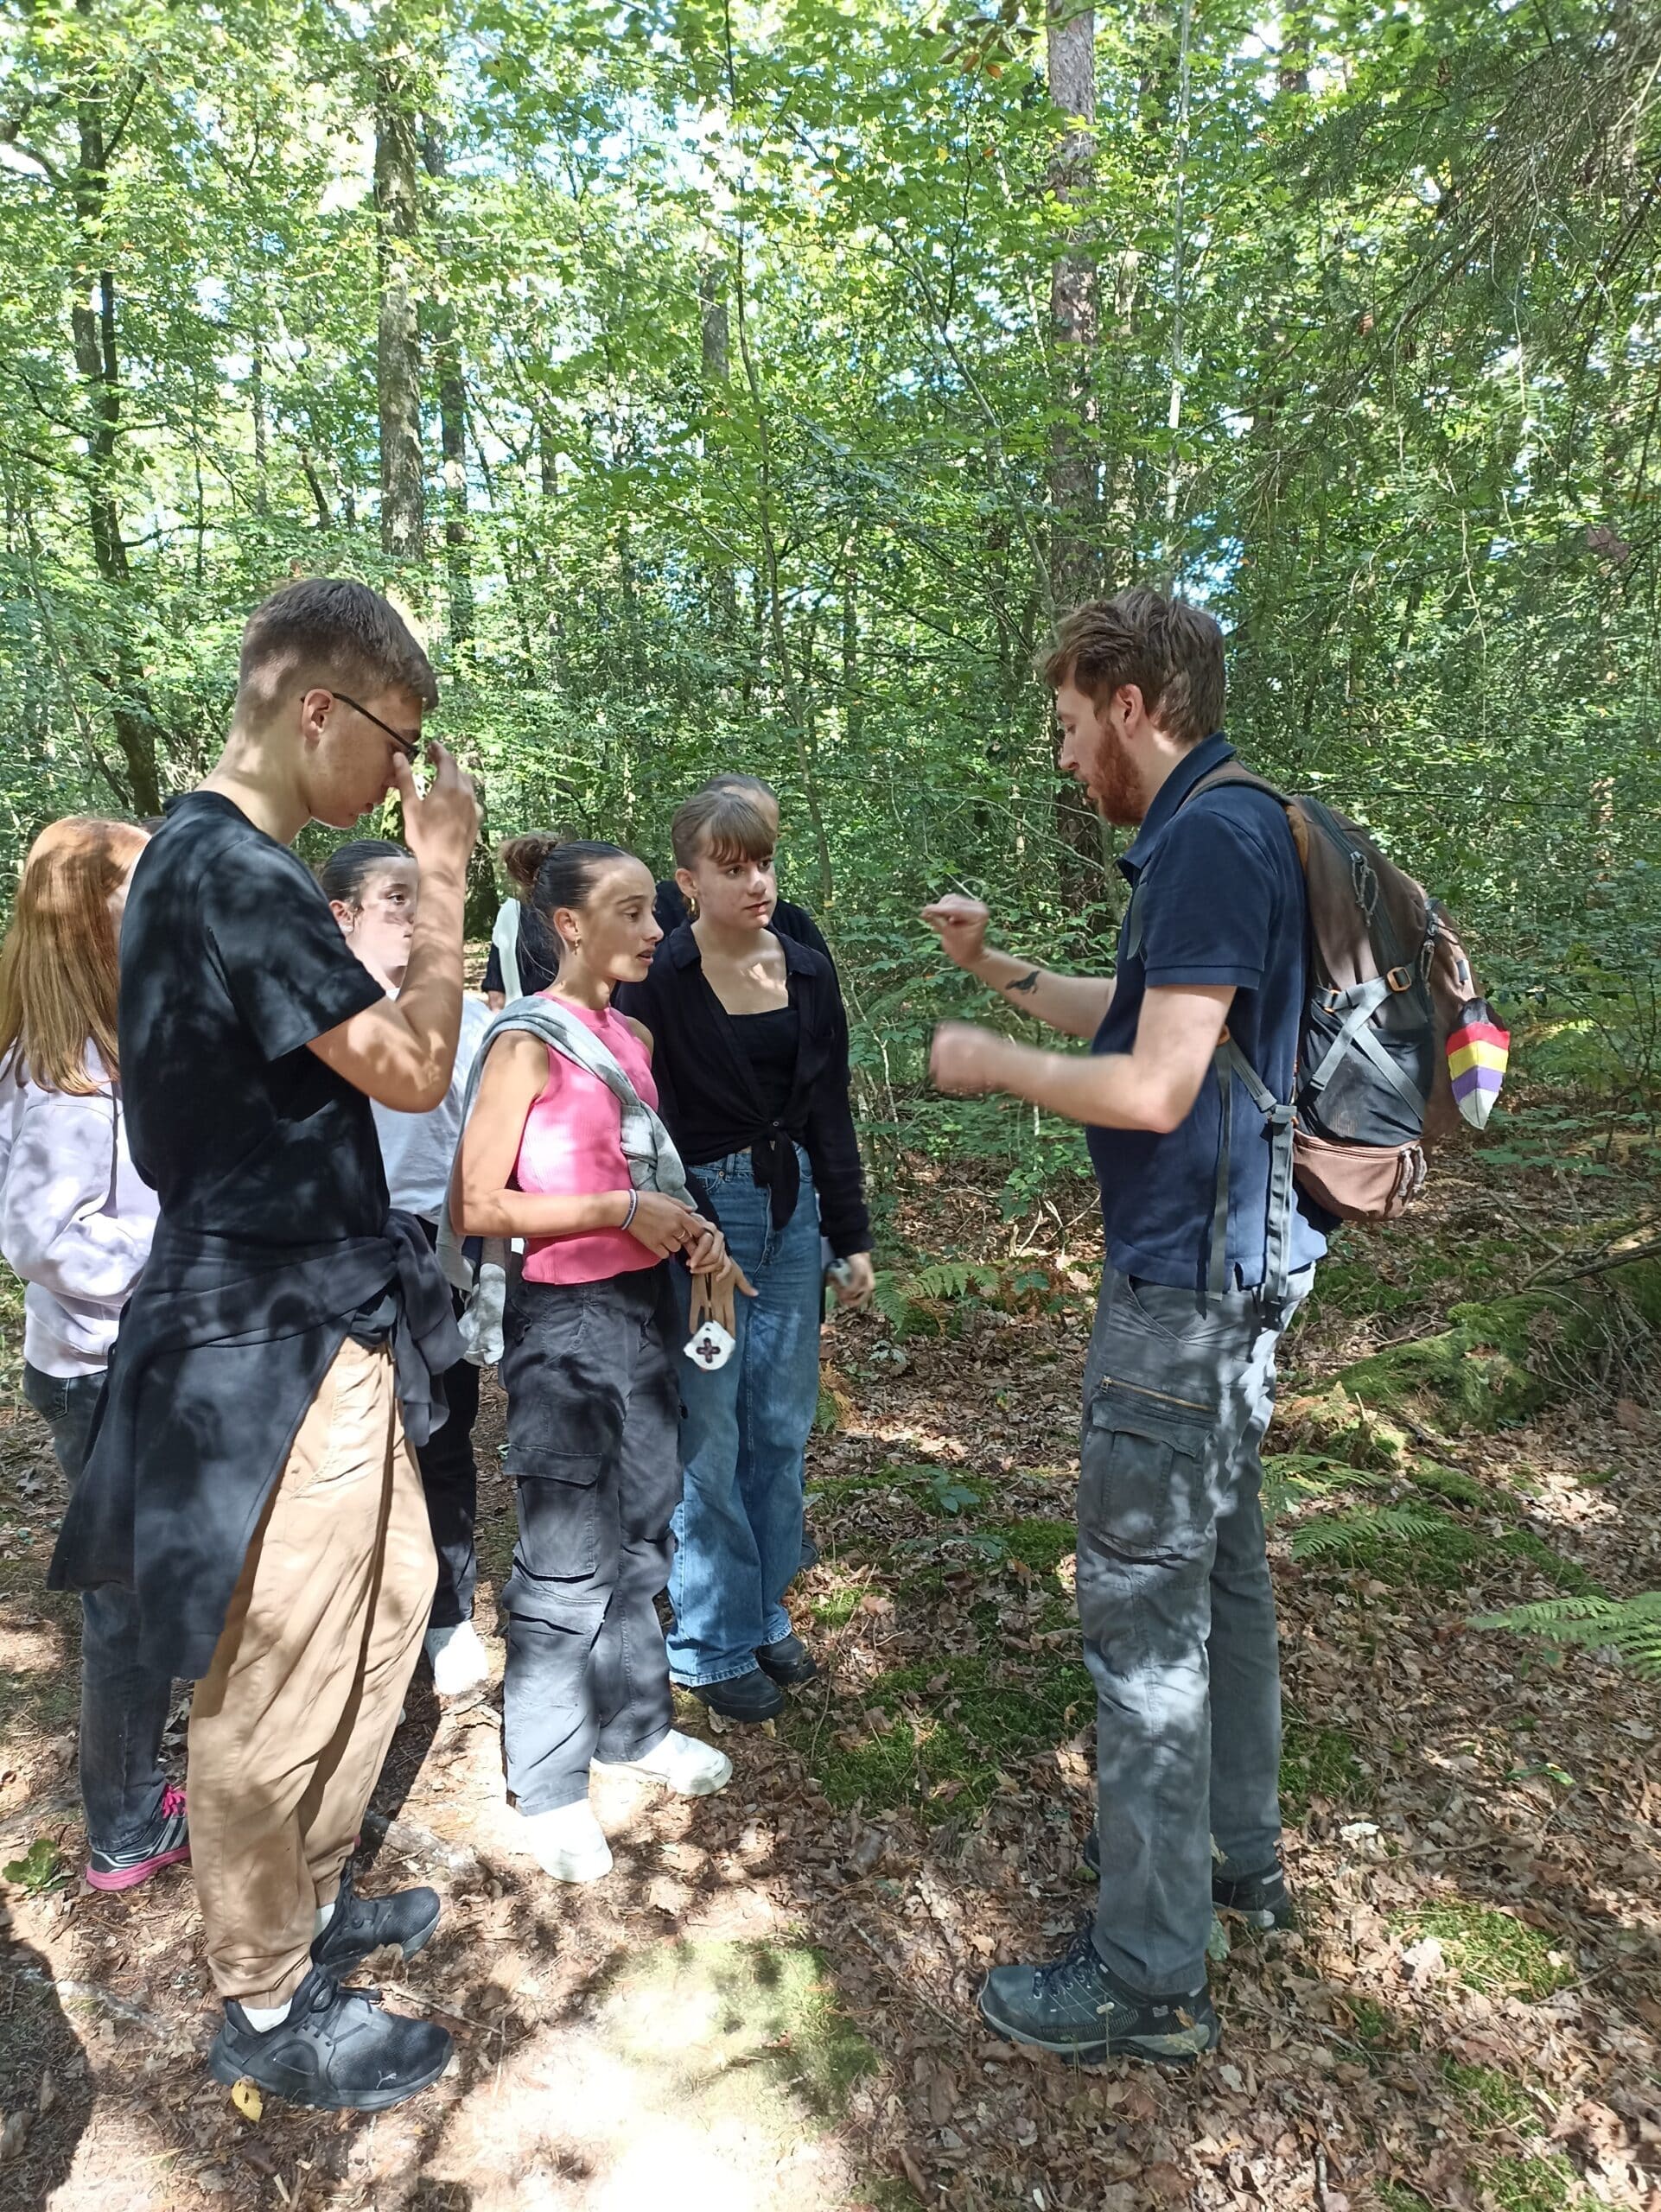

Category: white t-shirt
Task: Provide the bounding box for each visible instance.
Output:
[372,995,493,1224]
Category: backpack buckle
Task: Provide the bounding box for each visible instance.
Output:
[1385,965,1414,994]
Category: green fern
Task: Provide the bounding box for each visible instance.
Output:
[906,1261,1002,1302]
[1289,1503,1453,1560]
[871,1262,1004,1340]
[870,1269,918,1336]
[1473,1591,1661,1676]
[1262,1452,1387,1525]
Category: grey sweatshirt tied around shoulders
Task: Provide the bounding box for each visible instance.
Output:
[436,994,696,1363]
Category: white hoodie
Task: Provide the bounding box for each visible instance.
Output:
[0,1046,158,1376]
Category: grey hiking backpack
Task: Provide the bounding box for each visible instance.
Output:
[1136,766,1505,1300]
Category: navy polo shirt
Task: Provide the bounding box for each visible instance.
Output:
[1086,733,1327,1292]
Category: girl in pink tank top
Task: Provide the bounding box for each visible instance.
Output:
[453,838,748,1885]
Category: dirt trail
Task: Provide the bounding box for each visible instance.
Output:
[4,1138,1661,2210]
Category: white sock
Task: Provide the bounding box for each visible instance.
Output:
[240,1995,293,2032]
[313,1898,336,1937]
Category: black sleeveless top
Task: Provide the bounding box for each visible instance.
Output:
[731,1006,799,1124]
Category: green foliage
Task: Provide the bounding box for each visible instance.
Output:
[871,1261,1007,1339]
[1289,1504,1463,1563]
[0,0,1653,1212]
[3,1838,69,1896]
[1474,1591,1661,1678]
[596,1940,876,2119]
[1262,1452,1388,1523]
[1286,1495,1591,1593]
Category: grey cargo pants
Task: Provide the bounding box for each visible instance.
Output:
[1077,1262,1312,1996]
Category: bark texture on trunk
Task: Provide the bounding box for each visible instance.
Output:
[422,130,472,649]
[70,64,160,816]
[1046,0,1104,903]
[376,65,424,564]
[700,258,738,639]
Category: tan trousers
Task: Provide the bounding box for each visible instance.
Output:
[188,1338,436,2006]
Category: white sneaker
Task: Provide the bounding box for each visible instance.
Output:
[521,1800,613,1884]
[425,1619,490,1700]
[594,1729,733,1796]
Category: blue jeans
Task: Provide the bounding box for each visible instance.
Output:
[668,1147,822,1686]
[23,1362,173,1855]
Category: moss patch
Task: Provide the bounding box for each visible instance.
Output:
[1408,1459,1525,1521]
[1342,1993,1398,2050]
[1376,2185,1435,2212]
[995,1516,1076,1574]
[1442,2059,1536,2131]
[597,1939,876,2117]
[1475,2154,1585,2212]
[1333,1255,1661,1433]
[807,1584,865,1628]
[786,1647,1091,1816]
[1282,1717,1367,1815]
[1391,1903,1575,2000]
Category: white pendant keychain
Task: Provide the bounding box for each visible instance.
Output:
[684,1319,735,1371]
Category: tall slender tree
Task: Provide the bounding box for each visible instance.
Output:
[375,57,423,565]
[1046,0,1104,899]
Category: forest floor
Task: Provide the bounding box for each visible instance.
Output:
[3,1066,1661,2212]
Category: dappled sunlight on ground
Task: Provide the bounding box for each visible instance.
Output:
[5,1096,1661,2208]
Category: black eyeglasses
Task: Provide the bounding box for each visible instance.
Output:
[321,689,423,765]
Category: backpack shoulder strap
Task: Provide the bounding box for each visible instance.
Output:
[1173,764,1303,1306]
[1181,763,1311,866]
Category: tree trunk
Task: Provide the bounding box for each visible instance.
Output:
[842,551,862,747]
[421,130,472,651]
[1047,0,1099,614]
[1046,0,1104,905]
[250,282,270,516]
[69,63,160,817]
[699,259,738,639]
[375,65,423,564]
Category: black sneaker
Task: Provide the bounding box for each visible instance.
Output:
[755,1633,818,1687]
[312,1864,441,1975]
[208,1966,452,2112]
[1081,1828,1297,1930]
[800,1524,821,1571]
[1212,1862,1297,1932]
[690,1668,786,1723]
[978,1929,1219,2067]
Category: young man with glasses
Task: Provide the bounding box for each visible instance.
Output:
[53,578,480,2110]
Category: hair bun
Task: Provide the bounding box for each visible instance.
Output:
[498,832,564,894]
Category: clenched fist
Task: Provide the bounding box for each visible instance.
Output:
[921,893,991,971]
[929,1021,1010,1098]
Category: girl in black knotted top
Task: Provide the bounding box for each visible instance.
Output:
[618,780,871,1723]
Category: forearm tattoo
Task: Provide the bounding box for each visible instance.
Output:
[1003,969,1041,996]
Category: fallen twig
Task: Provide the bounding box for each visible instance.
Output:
[14,1965,188,2048]
[843,1916,964,2034]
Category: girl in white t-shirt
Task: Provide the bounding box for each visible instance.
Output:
[323,838,493,1699]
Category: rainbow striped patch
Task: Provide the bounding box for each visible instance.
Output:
[1447,1000,1509,1128]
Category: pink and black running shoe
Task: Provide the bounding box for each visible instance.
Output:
[86,1783,189,1891]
